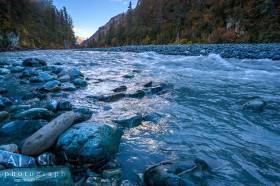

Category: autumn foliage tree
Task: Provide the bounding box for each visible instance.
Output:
[0,0,75,50]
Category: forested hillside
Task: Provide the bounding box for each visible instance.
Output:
[86,0,280,47]
[0,0,75,50]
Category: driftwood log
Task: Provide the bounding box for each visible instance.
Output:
[21,111,81,156]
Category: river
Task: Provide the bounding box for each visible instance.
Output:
[1,44,280,185]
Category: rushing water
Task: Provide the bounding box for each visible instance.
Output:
[1,45,280,185]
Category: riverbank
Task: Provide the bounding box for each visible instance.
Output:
[0,45,279,185]
[0,57,207,185]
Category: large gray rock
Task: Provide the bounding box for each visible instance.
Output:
[114,113,143,128]
[0,150,36,168]
[21,111,86,156]
[14,108,53,120]
[0,167,73,186]
[22,58,47,67]
[144,159,210,186]
[56,122,123,163]
[42,80,61,92]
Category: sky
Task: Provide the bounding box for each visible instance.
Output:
[53,0,138,39]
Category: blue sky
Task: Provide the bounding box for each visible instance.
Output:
[53,0,137,39]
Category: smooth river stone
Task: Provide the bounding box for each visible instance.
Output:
[22,58,47,67]
[0,150,36,168]
[113,113,143,128]
[14,108,53,120]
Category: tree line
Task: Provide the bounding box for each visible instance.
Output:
[0,0,75,50]
[87,0,280,47]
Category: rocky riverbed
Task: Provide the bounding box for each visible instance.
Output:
[0,45,280,185]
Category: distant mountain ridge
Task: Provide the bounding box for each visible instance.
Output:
[82,13,124,46]
[84,0,280,47]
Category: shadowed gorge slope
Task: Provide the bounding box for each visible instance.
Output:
[0,0,75,50]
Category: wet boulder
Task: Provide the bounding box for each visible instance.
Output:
[0,88,8,94]
[0,60,9,66]
[0,97,13,108]
[8,105,31,113]
[123,73,134,79]
[0,144,18,153]
[30,72,55,83]
[22,92,47,101]
[144,159,210,186]
[0,111,10,122]
[112,85,127,93]
[57,100,72,111]
[21,69,39,78]
[0,167,73,185]
[114,113,143,128]
[243,97,267,112]
[73,78,88,87]
[86,177,116,186]
[0,120,47,144]
[22,58,47,67]
[128,90,145,99]
[56,122,123,163]
[73,108,93,123]
[61,82,77,91]
[0,165,5,171]
[44,99,58,111]
[149,83,172,94]
[0,150,36,168]
[58,68,83,80]
[143,112,162,123]
[41,65,63,74]
[42,80,61,92]
[14,108,53,120]
[9,66,24,73]
[144,81,153,88]
[0,68,10,75]
[58,74,71,82]
[89,93,126,102]
[102,168,122,180]
[36,152,56,166]
[21,111,85,156]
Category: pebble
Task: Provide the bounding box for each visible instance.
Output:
[0,111,10,122]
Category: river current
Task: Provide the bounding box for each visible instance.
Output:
[1,44,280,185]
